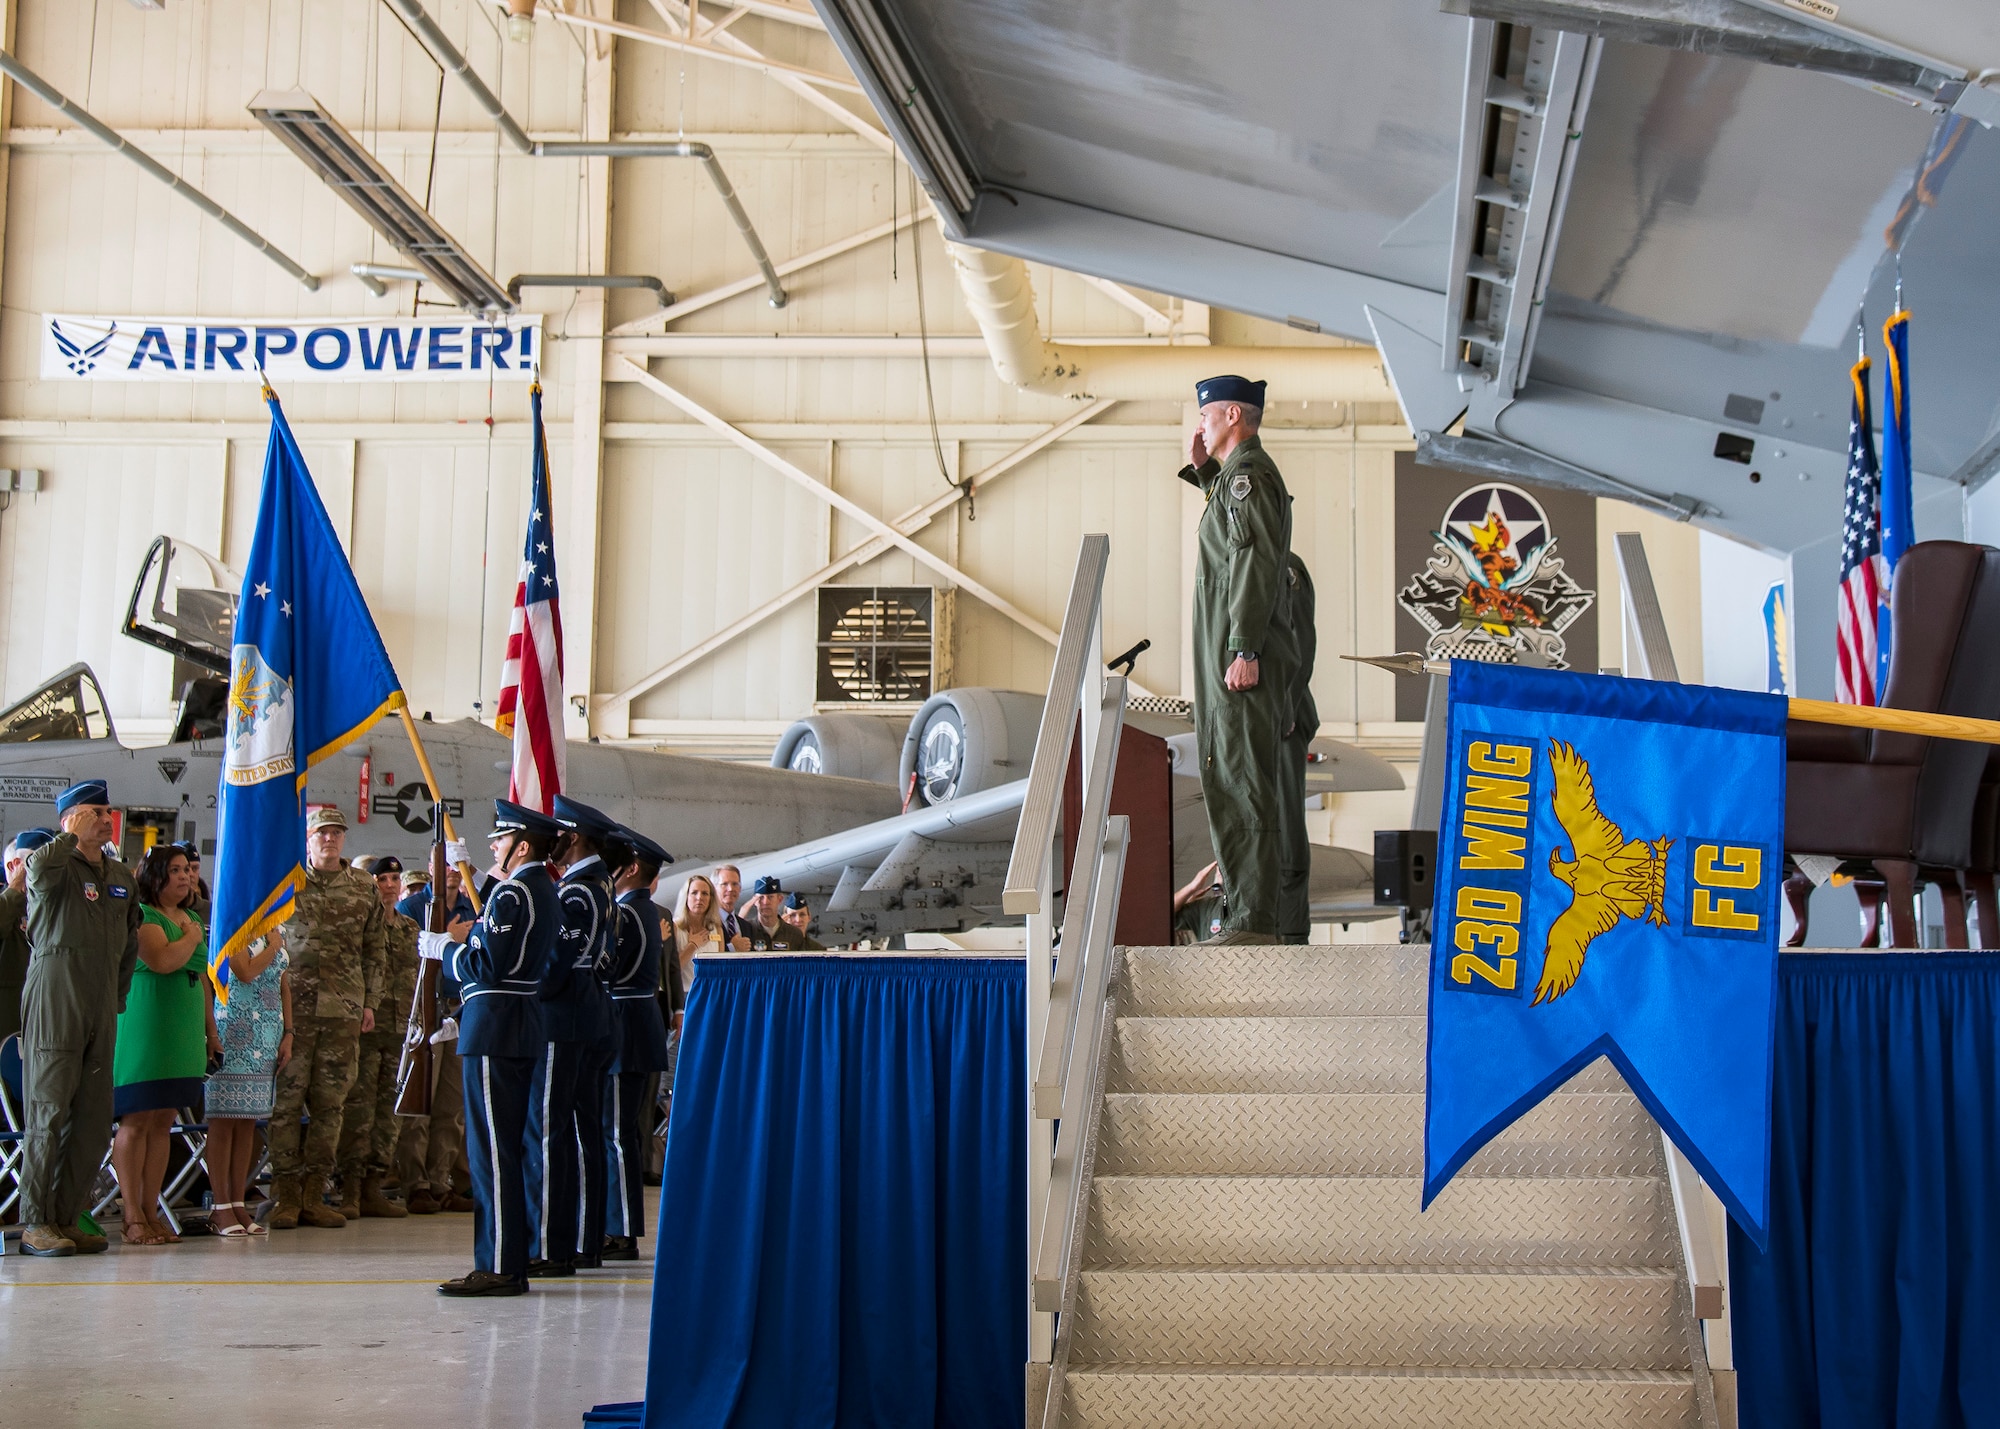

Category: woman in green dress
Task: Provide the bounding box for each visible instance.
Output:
[112,845,213,1246]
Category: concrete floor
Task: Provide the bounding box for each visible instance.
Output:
[0,1198,658,1428]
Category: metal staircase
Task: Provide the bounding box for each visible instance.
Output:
[1010,537,1717,1428]
[1041,941,1716,1428]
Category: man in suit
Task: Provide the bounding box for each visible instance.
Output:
[422,800,562,1297]
[713,864,753,946]
[601,826,674,1262]
[524,796,622,1278]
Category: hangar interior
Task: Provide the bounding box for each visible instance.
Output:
[0,0,1856,909]
[4,3,2000,1427]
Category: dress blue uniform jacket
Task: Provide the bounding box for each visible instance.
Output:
[541,856,615,1044]
[609,890,672,1075]
[442,861,558,1061]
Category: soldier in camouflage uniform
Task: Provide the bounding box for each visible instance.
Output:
[267,807,385,1230]
[334,855,417,1219]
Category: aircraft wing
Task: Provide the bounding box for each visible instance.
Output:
[816,0,2000,698]
[672,778,1029,941]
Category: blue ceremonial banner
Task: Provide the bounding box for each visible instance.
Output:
[207,390,403,998]
[1424,662,1786,1246]
[1877,307,1916,695]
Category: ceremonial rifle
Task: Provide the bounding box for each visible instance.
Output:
[393,803,447,1117]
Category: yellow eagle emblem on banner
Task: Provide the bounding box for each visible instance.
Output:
[1534,740,1673,1005]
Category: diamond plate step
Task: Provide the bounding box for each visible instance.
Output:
[1107,1016,1631,1095]
[1070,1268,1686,1370]
[1085,1176,1674,1269]
[1121,943,1431,1017]
[1095,1092,1663,1178]
[1061,1365,1698,1429]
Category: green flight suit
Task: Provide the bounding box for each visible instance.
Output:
[270,864,385,1193]
[339,906,419,1184]
[0,883,29,1044]
[1278,553,1321,943]
[1180,434,1296,938]
[19,833,141,1228]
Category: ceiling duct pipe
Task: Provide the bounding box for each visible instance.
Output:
[382,0,787,307]
[0,48,319,291]
[351,262,427,296]
[947,242,1394,405]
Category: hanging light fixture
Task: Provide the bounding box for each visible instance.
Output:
[505,0,535,43]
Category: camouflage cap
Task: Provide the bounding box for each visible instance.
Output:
[306,806,349,832]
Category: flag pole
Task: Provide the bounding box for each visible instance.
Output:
[1343,654,2000,747]
[393,696,486,915]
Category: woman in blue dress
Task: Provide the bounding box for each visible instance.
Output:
[203,925,292,1237]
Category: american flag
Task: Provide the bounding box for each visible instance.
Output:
[494,384,566,810]
[1835,354,1887,706]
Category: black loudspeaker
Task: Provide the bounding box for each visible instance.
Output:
[1374,829,1438,908]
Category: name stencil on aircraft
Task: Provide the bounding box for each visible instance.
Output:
[42,314,542,383]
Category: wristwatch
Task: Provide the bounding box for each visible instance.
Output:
[1233,651,1259,662]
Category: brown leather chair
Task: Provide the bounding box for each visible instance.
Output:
[1785,542,2000,947]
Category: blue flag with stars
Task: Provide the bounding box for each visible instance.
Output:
[208,390,403,998]
[1424,662,1785,1247]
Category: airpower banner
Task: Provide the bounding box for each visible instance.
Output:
[42,314,541,383]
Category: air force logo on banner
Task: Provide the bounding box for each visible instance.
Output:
[41,313,541,383]
[50,319,116,376]
[225,645,296,787]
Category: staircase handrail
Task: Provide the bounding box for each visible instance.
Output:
[1010,534,1133,1350]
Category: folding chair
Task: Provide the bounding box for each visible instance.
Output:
[88,1104,211,1235]
[0,1034,25,1253]
[145,1107,210,1234]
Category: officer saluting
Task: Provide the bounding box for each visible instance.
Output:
[1179,375,1297,944]
[427,800,562,1298]
[525,795,621,1278]
[602,825,674,1262]
[18,783,141,1257]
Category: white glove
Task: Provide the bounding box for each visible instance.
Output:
[429,1016,460,1044]
[446,839,470,868]
[418,931,453,962]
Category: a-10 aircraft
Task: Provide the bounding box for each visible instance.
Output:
[0,536,1405,941]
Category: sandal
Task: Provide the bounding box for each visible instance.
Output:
[212,1203,249,1238]
[121,1221,169,1246]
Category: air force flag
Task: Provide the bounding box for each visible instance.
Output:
[1424,662,1785,1246]
[207,390,403,999]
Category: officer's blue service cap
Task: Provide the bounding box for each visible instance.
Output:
[11,826,56,852]
[551,794,622,842]
[491,799,561,839]
[54,780,110,815]
[617,825,673,866]
[1195,375,1266,409]
[783,892,807,910]
[753,875,784,895]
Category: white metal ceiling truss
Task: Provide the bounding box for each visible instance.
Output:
[1443,18,1601,420]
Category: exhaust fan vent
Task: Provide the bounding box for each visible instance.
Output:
[816,586,934,704]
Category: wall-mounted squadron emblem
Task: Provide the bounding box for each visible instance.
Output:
[1536,741,1672,1005]
[1399,482,1593,668]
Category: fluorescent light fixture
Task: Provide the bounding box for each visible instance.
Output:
[249,89,512,313]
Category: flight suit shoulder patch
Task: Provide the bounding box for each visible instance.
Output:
[1228,471,1253,501]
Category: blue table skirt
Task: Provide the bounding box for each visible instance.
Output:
[1730,952,2000,1428]
[588,955,1025,1429]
